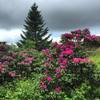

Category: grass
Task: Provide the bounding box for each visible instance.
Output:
[89,48,100,70]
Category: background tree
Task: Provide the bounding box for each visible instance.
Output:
[17,3,52,50]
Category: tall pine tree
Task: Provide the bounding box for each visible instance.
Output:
[17,3,52,50]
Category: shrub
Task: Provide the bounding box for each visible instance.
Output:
[0,73,44,100]
[40,29,99,99]
[0,49,43,83]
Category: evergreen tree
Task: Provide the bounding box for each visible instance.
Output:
[17,3,52,50]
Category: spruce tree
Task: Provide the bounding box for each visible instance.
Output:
[17,3,52,50]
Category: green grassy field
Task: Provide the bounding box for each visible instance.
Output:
[89,49,100,70]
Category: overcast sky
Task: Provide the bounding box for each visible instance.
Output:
[0,0,100,43]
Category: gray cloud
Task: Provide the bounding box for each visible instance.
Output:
[0,0,100,31]
[39,0,100,31]
[0,0,32,29]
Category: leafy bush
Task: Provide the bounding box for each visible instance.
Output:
[0,73,44,100]
[39,29,99,99]
[0,49,43,83]
[0,78,99,100]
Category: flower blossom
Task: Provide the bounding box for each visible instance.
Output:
[73,58,90,63]
[8,71,16,77]
[0,64,5,73]
[61,49,73,55]
[55,87,61,93]
[61,59,68,65]
[40,82,47,89]
[55,68,61,73]
[56,73,62,78]
[46,76,53,82]
[62,33,74,39]
[60,65,66,69]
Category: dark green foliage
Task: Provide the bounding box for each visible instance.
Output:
[0,78,99,100]
[17,3,52,50]
[0,74,44,100]
[0,42,9,57]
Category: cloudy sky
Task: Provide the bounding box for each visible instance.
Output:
[0,0,100,43]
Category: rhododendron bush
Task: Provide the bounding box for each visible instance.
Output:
[40,29,97,94]
[0,49,42,83]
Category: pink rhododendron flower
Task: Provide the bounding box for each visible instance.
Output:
[44,62,49,67]
[55,68,61,73]
[55,87,61,93]
[8,71,16,77]
[25,57,33,61]
[80,58,89,63]
[73,58,80,63]
[18,57,33,65]
[67,41,75,45]
[61,49,73,55]
[40,82,47,89]
[49,57,54,61]
[42,49,50,56]
[62,33,74,39]
[58,59,62,64]
[60,65,66,69]
[0,64,5,73]
[75,34,80,37]
[61,59,68,65]
[47,76,53,82]
[60,44,65,49]
[65,49,73,55]
[59,54,63,59]
[56,73,62,78]
[73,58,89,63]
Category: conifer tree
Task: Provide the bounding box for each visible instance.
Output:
[17,3,52,50]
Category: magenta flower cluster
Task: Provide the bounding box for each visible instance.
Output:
[18,57,34,65]
[0,53,17,78]
[0,49,35,82]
